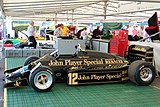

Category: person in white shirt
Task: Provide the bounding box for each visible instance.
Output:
[137,25,145,40]
[54,24,62,38]
[144,28,152,42]
[80,27,88,40]
[127,25,133,41]
[27,20,37,48]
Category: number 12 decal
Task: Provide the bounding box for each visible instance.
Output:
[68,73,78,85]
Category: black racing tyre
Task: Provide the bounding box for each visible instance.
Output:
[29,66,55,92]
[128,60,156,86]
[24,56,39,66]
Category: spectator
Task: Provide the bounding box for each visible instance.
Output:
[80,28,88,40]
[92,26,102,39]
[144,28,152,42]
[27,20,37,48]
[54,24,62,38]
[61,24,70,37]
[132,26,138,38]
[130,26,140,41]
[76,28,83,39]
[137,25,145,40]
[127,25,133,41]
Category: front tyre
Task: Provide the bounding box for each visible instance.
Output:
[128,60,156,86]
[29,66,55,92]
[24,56,39,66]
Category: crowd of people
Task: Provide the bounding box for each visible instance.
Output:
[2,19,156,50]
[48,24,71,40]
[124,25,151,41]
[75,26,102,40]
[27,22,99,49]
[40,22,152,42]
[25,21,156,50]
[45,23,103,41]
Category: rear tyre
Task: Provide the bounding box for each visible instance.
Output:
[29,66,55,92]
[128,60,156,86]
[24,56,39,66]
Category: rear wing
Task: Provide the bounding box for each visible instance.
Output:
[145,12,160,40]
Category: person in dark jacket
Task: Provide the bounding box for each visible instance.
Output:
[76,29,83,39]
[92,26,102,39]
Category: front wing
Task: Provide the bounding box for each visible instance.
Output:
[4,66,30,88]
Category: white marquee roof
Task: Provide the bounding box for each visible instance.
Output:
[1,0,160,22]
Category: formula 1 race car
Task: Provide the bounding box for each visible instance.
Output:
[4,45,156,92]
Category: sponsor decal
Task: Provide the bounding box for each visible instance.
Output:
[78,56,89,59]
[132,47,146,52]
[48,58,126,66]
[48,60,63,66]
[68,71,127,85]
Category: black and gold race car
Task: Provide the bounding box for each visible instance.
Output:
[4,45,156,92]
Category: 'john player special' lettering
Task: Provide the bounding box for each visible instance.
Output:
[68,73,122,85]
[48,59,125,66]
[132,47,146,52]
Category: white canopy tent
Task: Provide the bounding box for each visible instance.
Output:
[0,0,160,23]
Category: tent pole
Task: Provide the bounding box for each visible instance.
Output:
[104,1,108,22]
[72,10,74,26]
[55,13,57,24]
[0,6,6,54]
